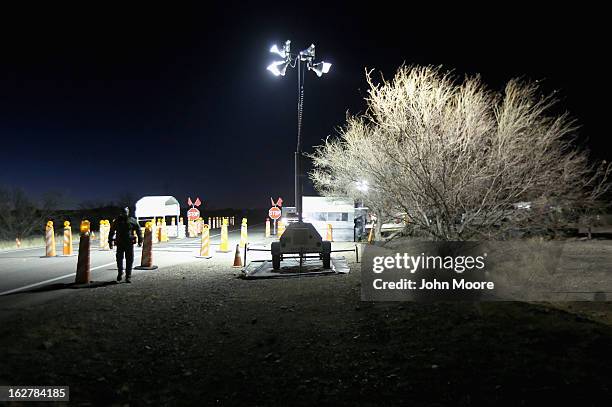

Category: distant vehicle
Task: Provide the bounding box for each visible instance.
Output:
[365,213,407,233]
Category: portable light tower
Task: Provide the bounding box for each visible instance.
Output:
[267,40,332,222]
[266,40,333,270]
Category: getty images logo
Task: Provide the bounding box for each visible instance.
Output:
[372,252,487,274]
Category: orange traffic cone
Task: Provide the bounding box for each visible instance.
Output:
[135,222,158,270]
[75,220,91,285]
[232,244,243,268]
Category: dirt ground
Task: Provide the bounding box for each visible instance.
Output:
[1,243,611,406]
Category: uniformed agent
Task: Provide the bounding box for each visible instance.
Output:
[108,207,142,283]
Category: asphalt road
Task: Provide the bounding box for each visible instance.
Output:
[0,224,265,297]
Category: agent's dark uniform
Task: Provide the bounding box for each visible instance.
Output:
[109,208,142,283]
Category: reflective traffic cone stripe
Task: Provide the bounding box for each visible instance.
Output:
[45,221,56,257]
[265,218,271,238]
[63,221,73,255]
[232,244,243,268]
[75,221,91,284]
[240,218,248,248]
[326,223,333,242]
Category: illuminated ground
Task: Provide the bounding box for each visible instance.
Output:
[0,237,611,405]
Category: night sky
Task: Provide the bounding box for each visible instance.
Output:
[1,3,609,209]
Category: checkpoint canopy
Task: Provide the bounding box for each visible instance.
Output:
[135,196,181,233]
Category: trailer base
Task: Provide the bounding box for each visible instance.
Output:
[242,256,350,279]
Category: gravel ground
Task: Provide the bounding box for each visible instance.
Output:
[1,245,611,406]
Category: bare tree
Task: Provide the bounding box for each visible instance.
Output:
[310,66,611,240]
[0,186,63,240]
[310,116,402,240]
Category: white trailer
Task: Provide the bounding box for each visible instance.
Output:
[134,196,181,237]
[300,196,356,242]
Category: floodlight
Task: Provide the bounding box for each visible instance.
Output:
[356,180,369,192]
[310,61,332,77]
[300,44,315,58]
[270,44,286,58]
[267,60,289,76]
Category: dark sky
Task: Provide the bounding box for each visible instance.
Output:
[0,2,609,209]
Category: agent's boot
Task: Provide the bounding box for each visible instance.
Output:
[125,271,132,283]
[117,269,124,282]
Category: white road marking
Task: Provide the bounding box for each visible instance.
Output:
[0,224,262,296]
[0,261,116,296]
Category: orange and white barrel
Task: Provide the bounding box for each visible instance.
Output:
[63,221,73,255]
[45,221,56,257]
[239,218,248,248]
[198,224,211,258]
[326,223,333,242]
[219,219,230,252]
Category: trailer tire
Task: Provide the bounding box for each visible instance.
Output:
[322,252,330,269]
[272,254,281,270]
[321,241,331,269]
[271,241,281,270]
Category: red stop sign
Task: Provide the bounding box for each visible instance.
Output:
[187,208,200,221]
[268,206,281,220]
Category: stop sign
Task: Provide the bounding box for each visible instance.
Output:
[187,207,200,221]
[268,206,281,220]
